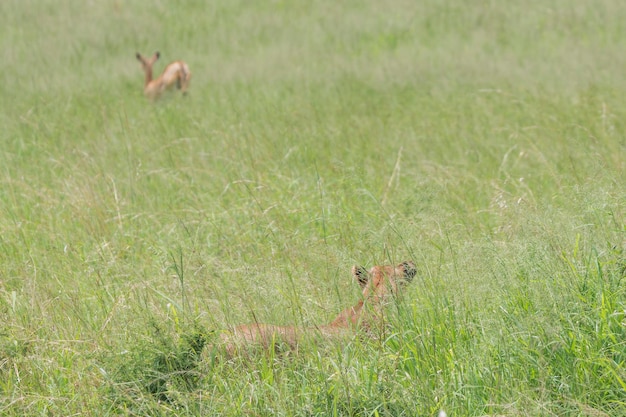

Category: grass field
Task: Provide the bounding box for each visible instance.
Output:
[1,0,625,415]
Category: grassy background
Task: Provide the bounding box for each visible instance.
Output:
[1,0,625,415]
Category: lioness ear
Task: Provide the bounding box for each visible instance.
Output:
[401,261,417,281]
[352,265,369,287]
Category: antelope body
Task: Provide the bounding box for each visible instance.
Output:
[219,261,417,356]
[136,52,191,100]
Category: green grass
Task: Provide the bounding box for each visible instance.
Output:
[1,0,625,415]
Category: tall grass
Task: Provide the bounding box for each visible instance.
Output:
[0,0,625,415]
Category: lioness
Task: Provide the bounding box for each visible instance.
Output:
[218,261,416,355]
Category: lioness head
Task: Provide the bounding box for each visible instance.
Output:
[352,261,416,301]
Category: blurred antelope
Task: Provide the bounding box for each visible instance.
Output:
[135,51,191,100]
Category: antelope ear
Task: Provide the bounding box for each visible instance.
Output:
[135,52,142,60]
[352,265,369,287]
[401,261,417,281]
[155,51,161,59]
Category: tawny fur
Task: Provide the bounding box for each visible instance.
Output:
[136,52,191,100]
[219,261,416,355]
